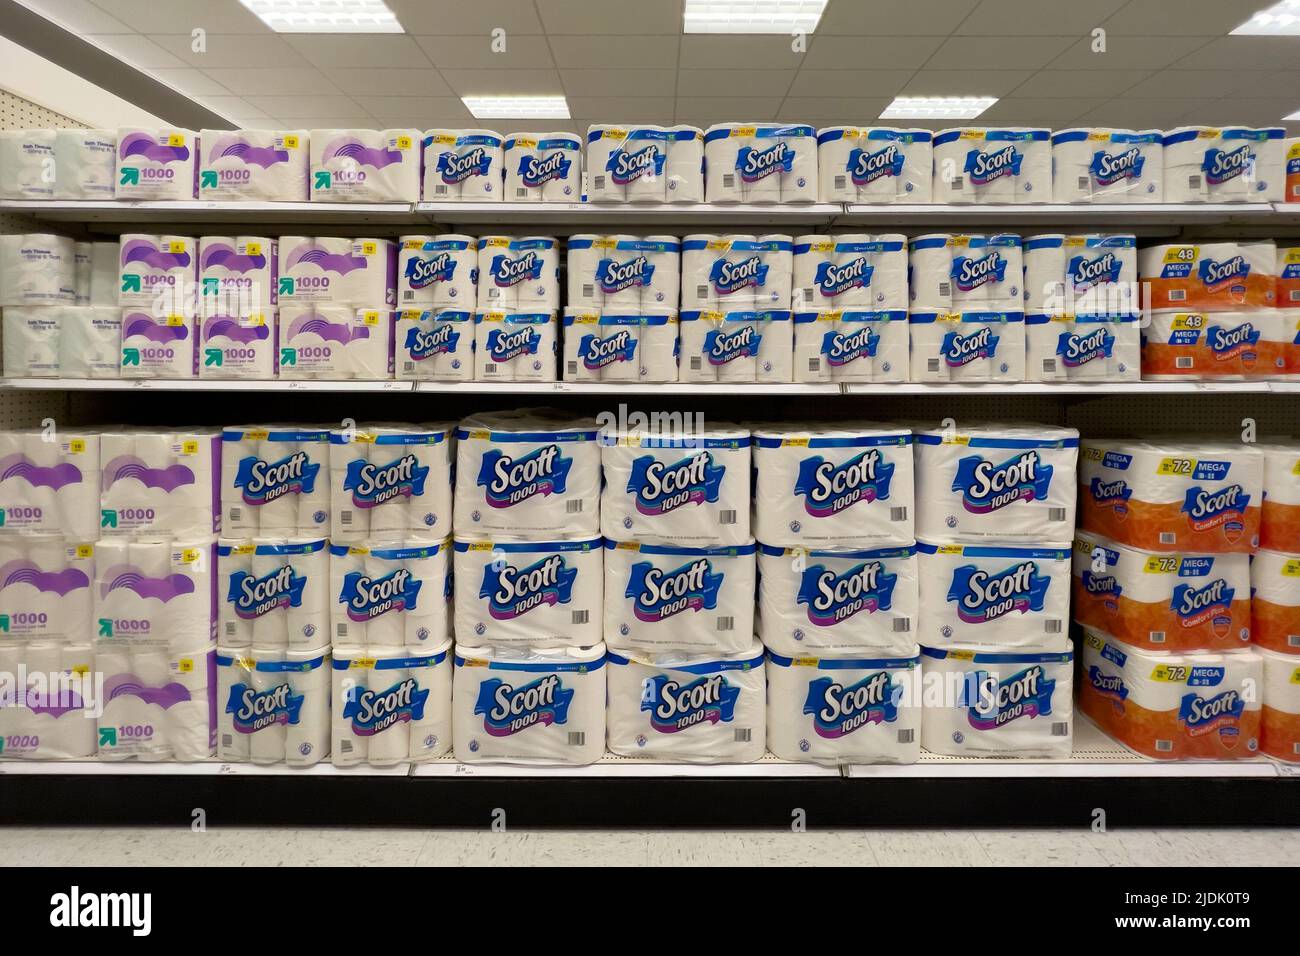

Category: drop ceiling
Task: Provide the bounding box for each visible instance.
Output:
[10,0,1300,134]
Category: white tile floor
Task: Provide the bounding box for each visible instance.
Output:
[0,828,1296,866]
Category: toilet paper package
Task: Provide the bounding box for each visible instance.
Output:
[0,429,101,540]
[1260,442,1300,552]
[100,429,219,538]
[394,308,473,381]
[0,534,93,642]
[93,537,215,651]
[816,126,932,203]
[216,538,329,649]
[199,235,276,317]
[1074,530,1251,653]
[1141,310,1288,380]
[562,310,679,384]
[454,411,600,538]
[0,233,76,306]
[1051,129,1163,203]
[278,305,394,380]
[914,425,1079,545]
[1287,137,1300,203]
[1260,647,1300,762]
[1079,630,1261,760]
[704,123,817,203]
[453,536,602,648]
[1022,233,1137,317]
[1279,246,1300,310]
[932,128,1050,204]
[453,643,606,765]
[1163,126,1286,203]
[792,234,908,311]
[598,426,749,545]
[199,129,308,201]
[758,543,918,656]
[0,129,54,200]
[2,305,61,377]
[329,424,454,543]
[752,425,914,548]
[793,309,909,383]
[916,540,1071,650]
[118,234,196,313]
[681,234,793,311]
[1026,314,1141,382]
[215,644,330,765]
[278,236,396,309]
[88,242,119,307]
[766,648,922,765]
[199,311,274,380]
[908,233,1022,313]
[114,127,196,200]
[1251,549,1300,655]
[607,640,766,762]
[74,242,91,306]
[96,643,215,761]
[53,128,116,200]
[310,128,419,202]
[473,311,556,382]
[1079,438,1263,553]
[331,639,452,766]
[678,309,792,383]
[421,129,503,201]
[566,235,681,311]
[476,236,559,311]
[397,235,477,308]
[119,309,197,379]
[0,641,97,759]
[328,540,451,649]
[1139,241,1277,312]
[920,646,1074,757]
[603,539,755,655]
[220,427,330,536]
[586,125,704,203]
[503,133,582,202]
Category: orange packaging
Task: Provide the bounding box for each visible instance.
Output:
[1079,439,1263,554]
[1261,647,1300,763]
[1138,241,1276,312]
[1287,139,1300,204]
[1251,549,1300,654]
[1079,630,1262,760]
[1141,310,1291,379]
[1260,443,1300,551]
[1279,247,1300,307]
[1074,531,1251,652]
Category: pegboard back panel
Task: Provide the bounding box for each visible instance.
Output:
[1066,393,1299,439]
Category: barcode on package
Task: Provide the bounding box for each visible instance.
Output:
[484,363,497,374]
[1175,356,1194,368]
[937,281,951,297]
[1044,619,1062,634]
[1155,739,1173,752]
[1187,175,1201,190]
[228,507,241,522]
[403,361,416,373]
[950,176,963,191]
[722,173,735,189]
[336,622,349,639]
[897,728,915,744]
[402,290,415,302]
[571,609,589,625]
[340,511,353,526]
[566,499,583,513]
[222,733,233,748]
[690,356,703,370]
[1150,630,1166,643]
[733,728,751,743]
[593,175,605,191]
[807,358,820,372]
[1077,176,1090,190]
[893,618,911,633]
[1169,289,1186,301]
[1043,359,1057,373]
[1159,532,1176,545]
[567,732,586,746]
[1288,635,1300,647]
[890,506,907,522]
[567,361,578,375]
[582,283,595,299]
[696,284,709,300]
[1049,508,1066,522]
[224,622,237,637]
[516,188,528,198]
[1051,721,1070,737]
[719,510,737,525]
[340,740,353,754]
[927,358,941,372]
[834,174,847,190]
[716,616,734,632]
[435,184,449,195]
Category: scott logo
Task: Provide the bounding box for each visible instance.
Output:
[579,329,636,370]
[404,252,455,289]
[1198,255,1248,288]
[949,561,1050,624]
[794,450,894,518]
[628,451,725,516]
[343,677,428,736]
[1202,145,1252,185]
[490,250,542,288]
[704,325,761,366]
[848,144,903,186]
[966,665,1055,730]
[1208,322,1260,360]
[607,144,664,185]
[226,681,303,733]
[486,326,540,363]
[1172,578,1234,626]
[1090,147,1144,185]
[805,672,900,738]
[1090,477,1131,507]
[814,257,873,298]
[951,252,1006,293]
[344,453,428,509]
[1088,666,1129,702]
[953,450,1052,514]
[823,326,879,367]
[627,558,723,623]
[1180,484,1249,533]
[964,145,1021,185]
[437,146,491,184]
[233,451,319,506]
[1179,689,1244,736]
[476,445,571,508]
[643,673,739,733]
[474,675,571,736]
[405,323,458,360]
[480,554,577,620]
[710,256,768,296]
[596,255,652,295]
[227,565,307,620]
[736,141,793,183]
[941,326,999,367]
[797,561,897,626]
[1057,327,1113,368]
[340,568,421,622]
[1068,252,1121,291]
[519,151,570,188]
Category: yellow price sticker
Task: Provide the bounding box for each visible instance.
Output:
[468,542,495,551]
[937,545,965,554]
[432,133,457,145]
[180,548,201,564]
[362,311,380,327]
[948,649,976,660]
[238,656,256,669]
[1291,458,1300,476]
[351,658,377,669]
[1143,556,1179,574]
[232,544,254,555]
[1157,457,1197,476]
[1169,313,1207,332]
[167,241,188,254]
[243,242,262,256]
[245,429,269,440]
[283,135,299,149]
[1290,668,1300,685]
[75,544,94,559]
[177,658,193,673]
[781,437,810,446]
[793,657,821,667]
[72,664,90,676]
[604,128,628,139]
[616,541,641,551]
[486,237,511,247]
[570,313,599,324]
[732,126,757,137]
[166,314,185,327]
[1281,559,1300,578]
[1085,633,1106,651]
[1150,664,1189,683]
[462,658,488,667]
[1163,246,1197,264]
[1288,142,1300,161]
[959,130,984,140]
[349,546,369,555]
[467,429,489,440]
[181,440,199,455]
[942,433,970,444]
[516,137,538,148]
[361,241,378,255]
[68,439,86,454]
[395,136,412,149]
[166,134,186,147]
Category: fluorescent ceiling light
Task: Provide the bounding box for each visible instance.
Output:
[683,0,828,34]
[238,0,404,34]
[880,96,997,120]
[1285,109,1300,120]
[1231,0,1300,34]
[462,96,571,120]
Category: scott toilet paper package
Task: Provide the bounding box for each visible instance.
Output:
[454,411,600,539]
[476,236,559,311]
[473,310,557,383]
[758,543,918,657]
[586,125,704,203]
[453,643,606,765]
[816,126,932,203]
[606,640,766,763]
[916,541,1071,650]
[920,646,1074,757]
[199,129,309,201]
[1251,549,1300,655]
[566,234,681,311]
[1073,530,1251,653]
[1079,630,1262,760]
[331,639,452,766]
[766,649,922,765]
[1051,129,1163,203]
[277,236,396,309]
[0,642,97,759]
[909,234,1023,313]
[1022,233,1137,317]
[278,305,393,380]
[911,316,1026,384]
[598,426,750,545]
[328,540,451,649]
[1163,126,1285,203]
[792,234,907,311]
[1139,241,1277,313]
[1079,439,1263,553]
[1141,310,1289,380]
[678,309,792,383]
[1026,314,1141,383]
[309,128,419,202]
[1261,647,1300,763]
[421,129,503,201]
[0,535,93,642]
[503,133,582,201]
[793,309,909,383]
[394,308,473,381]
[752,425,914,548]
[932,128,1050,204]
[0,429,101,540]
[52,128,116,200]
[704,123,817,203]
[114,127,196,200]
[562,310,679,384]
[96,644,214,761]
[220,427,330,536]
[216,538,329,649]
[93,537,215,652]
[397,235,477,308]
[681,234,793,310]
[215,645,330,766]
[100,430,219,538]
[328,424,454,543]
[453,536,603,649]
[0,233,76,307]
[0,129,54,200]
[603,539,755,655]
[914,425,1079,545]
[1260,442,1300,552]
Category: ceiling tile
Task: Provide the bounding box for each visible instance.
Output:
[678,36,805,70]
[386,0,544,34]
[275,115,381,128]
[818,0,980,34]
[491,119,586,134]
[330,69,453,97]
[1192,98,1299,126]
[438,68,565,96]
[86,34,188,70]
[902,70,1037,98]
[1172,37,1300,71]
[1102,0,1272,37]
[1123,70,1275,100]
[151,68,229,98]
[974,97,1097,126]
[197,97,271,123]
[1074,98,1207,128]
[959,0,1128,35]
[202,68,339,98]
[91,0,269,33]
[788,70,912,98]
[414,35,555,70]
[1047,35,1212,70]
[675,97,786,122]
[350,96,467,118]
[560,69,678,97]
[804,35,945,69]
[676,69,796,98]
[244,95,367,117]
[150,33,311,69]
[23,0,132,33]
[565,97,676,122]
[777,97,892,121]
[1009,69,1154,98]
[536,0,683,35]
[283,35,432,70]
[928,36,1077,70]
[549,36,681,70]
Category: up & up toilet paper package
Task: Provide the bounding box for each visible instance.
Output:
[1260,647,1300,763]
[328,540,451,649]
[309,128,420,202]
[606,640,766,763]
[331,639,452,766]
[1079,630,1261,760]
[1050,129,1163,203]
[421,129,503,201]
[1260,442,1300,552]
[216,537,330,649]
[118,234,196,312]
[703,123,817,203]
[394,308,474,381]
[766,648,922,765]
[586,124,704,203]
[453,643,606,765]
[1073,530,1251,653]
[920,646,1074,757]
[561,309,679,384]
[1163,126,1286,203]
[1251,549,1300,655]
[99,429,220,538]
[0,429,101,541]
[0,642,97,759]
[603,539,755,655]
[198,235,277,318]
[914,424,1079,546]
[1138,241,1277,313]
[816,126,932,203]
[199,129,309,201]
[221,426,330,536]
[792,234,907,311]
[0,535,93,642]
[916,540,1071,650]
[503,132,582,201]
[114,127,196,200]
[216,645,330,766]
[328,424,454,543]
[277,236,396,309]
[277,306,394,380]
[93,537,216,652]
[95,644,215,761]
[758,543,918,657]
[931,128,1050,204]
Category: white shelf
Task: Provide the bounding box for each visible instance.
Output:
[412,381,841,394]
[0,199,414,226]
[839,202,1282,228]
[0,760,411,776]
[840,380,1292,395]
[0,378,413,392]
[417,200,843,226]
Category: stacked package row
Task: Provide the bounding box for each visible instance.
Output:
[1075,438,1300,763]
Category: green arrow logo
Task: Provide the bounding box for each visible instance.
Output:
[0,509,6,527]
[99,728,117,747]
[119,167,139,186]
[279,348,297,367]
[98,618,113,637]
[0,615,9,634]
[100,509,118,529]
[205,348,223,367]
[278,276,294,296]
[121,274,141,293]
[200,170,218,189]
[314,170,331,190]
[122,348,140,366]
[202,277,219,294]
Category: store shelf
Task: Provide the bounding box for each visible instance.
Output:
[0,199,414,226]
[417,200,843,227]
[0,378,413,392]
[412,381,841,395]
[840,381,1293,395]
[838,202,1281,229]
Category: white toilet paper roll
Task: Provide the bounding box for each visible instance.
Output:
[52,128,115,200]
[100,429,219,538]
[114,127,196,200]
[1163,126,1218,203]
[329,540,451,649]
[503,132,582,202]
[309,128,419,202]
[0,535,93,642]
[331,639,452,766]
[474,310,556,382]
[216,644,330,765]
[0,430,100,539]
[74,242,92,305]
[94,537,215,652]
[10,641,97,759]
[199,128,309,202]
[97,644,214,761]
[328,423,454,543]
[0,233,76,307]
[217,538,329,649]
[397,234,477,308]
[703,123,752,203]
[221,426,330,536]
[2,305,61,377]
[0,129,55,200]
[665,125,705,202]
[421,129,503,202]
[585,125,627,202]
[394,308,473,381]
